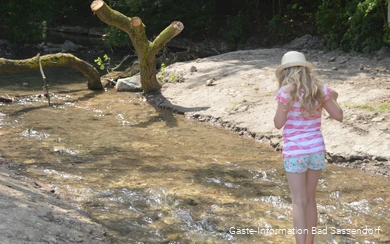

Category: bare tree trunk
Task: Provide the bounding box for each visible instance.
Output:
[140,55,161,93]
[91,0,184,94]
[0,53,103,90]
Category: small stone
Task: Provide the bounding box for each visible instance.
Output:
[190,66,197,72]
[371,117,385,122]
[206,78,216,86]
[339,59,347,64]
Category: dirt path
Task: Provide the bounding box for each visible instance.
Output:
[149,47,390,177]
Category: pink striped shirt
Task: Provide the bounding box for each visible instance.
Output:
[276,85,331,158]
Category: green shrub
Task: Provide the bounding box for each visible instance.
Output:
[316,0,388,52]
[0,0,49,43]
[223,12,250,44]
[342,0,386,52]
[315,0,349,50]
[266,2,318,45]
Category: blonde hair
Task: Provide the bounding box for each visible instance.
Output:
[277,66,324,117]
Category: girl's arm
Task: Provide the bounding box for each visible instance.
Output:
[330,88,338,100]
[323,88,343,122]
[274,101,288,129]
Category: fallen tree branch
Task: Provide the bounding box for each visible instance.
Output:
[0,53,103,90]
[37,54,51,106]
[0,96,12,103]
[111,54,136,72]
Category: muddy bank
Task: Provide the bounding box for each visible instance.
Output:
[147,47,390,177]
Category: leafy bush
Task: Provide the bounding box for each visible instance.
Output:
[105,0,218,47]
[0,0,96,43]
[316,0,388,52]
[104,0,255,47]
[1,0,388,52]
[0,0,50,43]
[223,13,250,44]
[315,1,349,50]
[265,1,318,46]
[341,0,386,52]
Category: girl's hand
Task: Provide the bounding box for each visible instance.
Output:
[324,88,343,122]
[274,101,288,129]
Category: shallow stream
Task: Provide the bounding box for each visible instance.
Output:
[0,66,390,243]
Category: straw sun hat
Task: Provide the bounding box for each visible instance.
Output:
[275,51,313,79]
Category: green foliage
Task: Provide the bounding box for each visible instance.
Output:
[316,0,388,52]
[104,0,259,47]
[379,102,390,112]
[157,63,166,82]
[223,13,250,44]
[315,1,348,50]
[169,74,178,82]
[105,0,218,47]
[94,54,111,72]
[265,1,318,45]
[1,0,389,53]
[341,0,385,52]
[345,102,390,112]
[102,27,132,48]
[266,15,287,44]
[264,0,388,52]
[0,0,50,43]
[0,0,96,43]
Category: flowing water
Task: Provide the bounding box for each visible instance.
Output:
[1,66,390,243]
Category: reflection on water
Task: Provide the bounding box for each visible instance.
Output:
[0,75,390,243]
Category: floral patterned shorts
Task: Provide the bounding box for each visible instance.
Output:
[284,152,326,173]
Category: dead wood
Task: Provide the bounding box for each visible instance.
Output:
[37,54,51,106]
[0,53,103,90]
[91,0,184,93]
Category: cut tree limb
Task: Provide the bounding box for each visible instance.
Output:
[91,0,184,94]
[37,54,51,106]
[0,53,103,90]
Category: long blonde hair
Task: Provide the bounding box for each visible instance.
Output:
[277,66,324,117]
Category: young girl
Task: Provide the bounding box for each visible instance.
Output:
[273,51,343,244]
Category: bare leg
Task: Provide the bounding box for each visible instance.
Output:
[305,169,322,244]
[286,172,307,244]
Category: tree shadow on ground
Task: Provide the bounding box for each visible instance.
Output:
[7,90,105,116]
[129,91,209,128]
